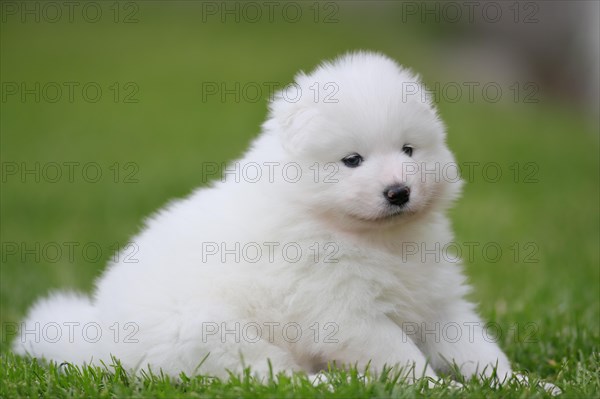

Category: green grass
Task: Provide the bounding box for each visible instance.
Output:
[2,353,598,398]
[1,2,598,398]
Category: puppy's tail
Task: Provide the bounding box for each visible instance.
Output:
[13,291,108,366]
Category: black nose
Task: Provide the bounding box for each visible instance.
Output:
[384,184,410,206]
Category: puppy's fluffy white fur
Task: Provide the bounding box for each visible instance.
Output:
[17,52,514,382]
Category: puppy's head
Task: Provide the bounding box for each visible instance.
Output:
[263,52,462,230]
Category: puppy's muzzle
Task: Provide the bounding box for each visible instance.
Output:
[384,184,410,207]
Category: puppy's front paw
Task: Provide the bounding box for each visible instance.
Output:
[308,372,329,386]
[307,372,336,391]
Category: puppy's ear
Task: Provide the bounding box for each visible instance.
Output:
[263,73,319,153]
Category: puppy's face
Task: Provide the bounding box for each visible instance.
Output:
[264,53,462,229]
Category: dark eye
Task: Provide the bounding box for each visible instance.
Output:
[342,153,363,168]
[402,145,414,157]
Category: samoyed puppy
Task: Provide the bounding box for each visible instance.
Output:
[15,52,556,391]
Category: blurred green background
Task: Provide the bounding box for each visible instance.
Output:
[1,0,598,378]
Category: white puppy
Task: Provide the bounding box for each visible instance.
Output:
[16,52,545,388]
